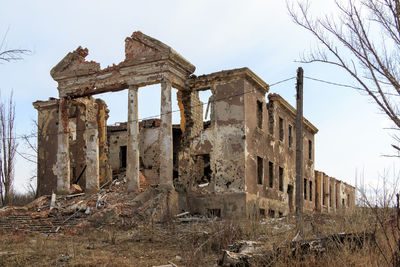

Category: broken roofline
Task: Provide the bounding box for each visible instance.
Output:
[188,67,269,94]
[49,31,269,99]
[315,170,355,189]
[50,31,196,97]
[268,93,319,134]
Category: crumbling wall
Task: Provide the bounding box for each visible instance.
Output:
[187,192,247,219]
[140,124,161,185]
[314,170,355,213]
[212,79,246,193]
[302,121,316,211]
[107,124,127,172]
[96,99,112,185]
[180,77,247,217]
[244,92,318,217]
[34,99,59,196]
[34,96,111,195]
[107,119,162,185]
[176,90,204,193]
[68,102,87,189]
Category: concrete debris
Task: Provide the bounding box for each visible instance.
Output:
[292,232,303,242]
[152,264,177,267]
[66,193,85,198]
[50,192,56,211]
[219,232,375,266]
[57,256,72,263]
[290,232,376,255]
[175,211,190,217]
[174,212,211,223]
[219,240,274,266]
[0,174,176,234]
[85,207,91,215]
[69,184,83,195]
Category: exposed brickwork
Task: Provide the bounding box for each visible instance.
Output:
[34,32,355,218]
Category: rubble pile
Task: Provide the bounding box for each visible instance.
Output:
[0,173,176,234]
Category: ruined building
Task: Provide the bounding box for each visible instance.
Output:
[33,32,355,218]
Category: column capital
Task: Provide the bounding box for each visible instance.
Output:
[128,84,139,91]
[161,79,172,86]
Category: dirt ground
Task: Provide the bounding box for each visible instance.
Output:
[0,220,230,266]
[0,179,395,266]
[0,212,384,267]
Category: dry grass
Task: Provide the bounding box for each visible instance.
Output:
[11,192,36,207]
[0,208,396,266]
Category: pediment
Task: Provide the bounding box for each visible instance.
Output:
[125,31,170,61]
[50,46,100,79]
[50,31,195,83]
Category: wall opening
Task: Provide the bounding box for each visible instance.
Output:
[203,154,211,183]
[267,105,275,136]
[120,146,127,169]
[308,139,312,160]
[323,178,326,206]
[287,184,294,213]
[268,108,274,136]
[268,209,275,218]
[288,125,293,148]
[304,178,307,200]
[259,208,266,217]
[279,167,283,191]
[309,180,312,201]
[257,156,263,185]
[257,100,263,129]
[269,161,274,188]
[279,117,284,141]
[198,90,212,122]
[207,208,221,218]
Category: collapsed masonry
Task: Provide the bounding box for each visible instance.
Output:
[33,31,355,218]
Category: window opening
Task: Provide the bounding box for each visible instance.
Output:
[269,162,274,188]
[257,156,263,185]
[279,167,284,191]
[257,100,263,129]
[279,117,284,141]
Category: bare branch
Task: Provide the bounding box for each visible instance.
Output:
[287,0,400,153]
[0,49,30,63]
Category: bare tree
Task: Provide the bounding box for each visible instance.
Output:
[0,30,29,63]
[17,120,38,197]
[287,0,400,151]
[0,93,17,206]
[0,31,30,206]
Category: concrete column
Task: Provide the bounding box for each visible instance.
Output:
[335,181,341,210]
[324,174,330,212]
[85,119,100,193]
[315,172,322,212]
[331,179,336,212]
[159,80,174,189]
[57,98,71,194]
[127,85,140,192]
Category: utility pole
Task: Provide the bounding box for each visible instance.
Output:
[295,67,304,236]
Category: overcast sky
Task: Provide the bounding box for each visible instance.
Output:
[0,0,397,193]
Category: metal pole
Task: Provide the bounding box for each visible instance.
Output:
[295,67,304,236]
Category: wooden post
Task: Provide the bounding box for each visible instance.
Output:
[295,67,304,236]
